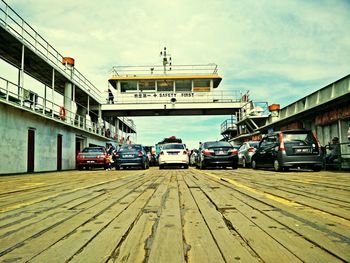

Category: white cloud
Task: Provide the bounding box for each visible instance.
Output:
[3,0,350,146]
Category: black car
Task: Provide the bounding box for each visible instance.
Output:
[251,129,323,172]
[196,141,239,169]
[115,144,149,170]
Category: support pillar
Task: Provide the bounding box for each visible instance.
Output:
[62,57,75,122]
[19,44,25,105]
[51,68,55,118]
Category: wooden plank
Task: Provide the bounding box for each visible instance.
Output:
[190,187,261,262]
[178,176,225,263]
[227,177,350,219]
[196,177,341,262]
[108,176,173,262]
[109,212,157,263]
[0,176,157,262]
[68,189,156,263]
[223,210,302,262]
[195,169,350,261]
[147,175,185,263]
[0,172,143,227]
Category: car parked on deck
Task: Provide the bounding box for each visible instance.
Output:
[251,129,323,172]
[158,143,189,169]
[76,146,109,170]
[115,144,149,170]
[196,141,238,169]
[238,141,259,168]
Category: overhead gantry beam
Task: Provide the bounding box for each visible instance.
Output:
[101,101,243,117]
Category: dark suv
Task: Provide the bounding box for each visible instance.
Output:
[251,130,323,171]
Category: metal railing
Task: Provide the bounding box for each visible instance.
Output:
[238,101,270,121]
[0,0,103,102]
[0,76,136,138]
[111,64,219,77]
[221,117,238,134]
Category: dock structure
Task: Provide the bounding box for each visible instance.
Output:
[0,167,349,262]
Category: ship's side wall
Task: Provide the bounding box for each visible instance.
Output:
[0,103,107,174]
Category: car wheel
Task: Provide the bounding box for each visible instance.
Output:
[274,159,282,172]
[200,161,206,170]
[159,164,164,169]
[232,165,238,169]
[312,166,322,172]
[184,164,189,169]
[115,165,120,170]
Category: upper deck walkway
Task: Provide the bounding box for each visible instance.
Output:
[0,168,349,262]
[101,91,243,117]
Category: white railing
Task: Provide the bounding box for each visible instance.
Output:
[0,76,136,138]
[111,64,219,77]
[238,101,270,120]
[0,0,103,102]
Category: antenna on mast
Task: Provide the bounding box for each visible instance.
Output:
[160,46,172,74]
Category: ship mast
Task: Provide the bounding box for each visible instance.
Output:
[160,47,172,74]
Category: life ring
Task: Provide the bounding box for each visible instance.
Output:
[59,106,66,120]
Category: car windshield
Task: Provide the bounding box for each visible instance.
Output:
[283,132,316,144]
[120,145,142,151]
[82,148,104,153]
[162,144,185,150]
[204,141,232,148]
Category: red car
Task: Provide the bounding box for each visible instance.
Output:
[76,147,109,170]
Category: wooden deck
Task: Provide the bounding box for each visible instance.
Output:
[0,168,349,262]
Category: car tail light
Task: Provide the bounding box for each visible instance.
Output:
[279,132,285,152]
[97,154,106,159]
[77,154,84,160]
[138,151,143,157]
[160,151,164,155]
[230,149,238,155]
[183,151,187,155]
[248,147,255,152]
[115,152,120,158]
[202,149,213,156]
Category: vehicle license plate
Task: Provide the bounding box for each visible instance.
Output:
[124,154,133,158]
[216,151,225,155]
[87,160,95,163]
[295,149,310,153]
[169,152,178,155]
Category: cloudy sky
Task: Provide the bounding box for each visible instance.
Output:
[3,0,350,148]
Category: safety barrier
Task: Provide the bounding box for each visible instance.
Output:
[0,76,136,138]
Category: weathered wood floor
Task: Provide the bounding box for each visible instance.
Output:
[0,168,349,262]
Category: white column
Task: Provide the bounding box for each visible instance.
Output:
[19,44,25,105]
[64,64,73,122]
[51,68,55,117]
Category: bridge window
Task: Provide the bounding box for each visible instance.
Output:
[120,81,137,92]
[139,80,156,92]
[157,80,174,92]
[175,80,192,92]
[193,79,210,92]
